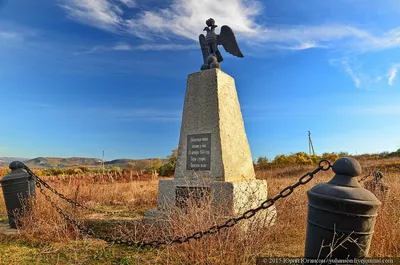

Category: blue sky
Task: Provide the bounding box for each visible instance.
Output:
[0,0,400,161]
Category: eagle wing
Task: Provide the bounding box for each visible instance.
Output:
[217,25,244,58]
[199,34,208,64]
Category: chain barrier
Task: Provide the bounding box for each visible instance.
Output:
[23,165,129,216]
[26,160,332,248]
[358,169,386,183]
[358,174,370,183]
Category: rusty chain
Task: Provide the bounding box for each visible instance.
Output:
[23,165,128,216]
[28,160,332,248]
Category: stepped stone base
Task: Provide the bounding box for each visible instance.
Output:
[145,179,276,228]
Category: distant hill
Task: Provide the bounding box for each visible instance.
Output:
[0,157,30,166]
[0,157,167,169]
[105,158,167,169]
[22,157,102,168]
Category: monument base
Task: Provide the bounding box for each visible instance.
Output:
[144,179,276,228]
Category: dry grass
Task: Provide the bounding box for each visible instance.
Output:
[256,161,400,257]
[0,159,398,264]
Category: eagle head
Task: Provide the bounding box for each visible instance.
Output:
[206,18,215,27]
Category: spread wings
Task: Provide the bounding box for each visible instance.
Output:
[217,25,244,58]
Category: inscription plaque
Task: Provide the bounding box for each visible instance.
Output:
[186,133,211,170]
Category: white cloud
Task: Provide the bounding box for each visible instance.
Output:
[76,42,199,54]
[293,42,319,50]
[60,0,126,32]
[387,64,399,86]
[362,27,400,51]
[112,43,131,50]
[125,0,263,40]
[119,0,135,8]
[60,0,400,54]
[260,25,370,45]
[338,60,361,88]
[276,41,326,51]
[112,43,198,51]
[329,59,388,89]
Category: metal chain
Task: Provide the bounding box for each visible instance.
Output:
[33,160,332,248]
[359,169,385,183]
[358,174,370,183]
[22,164,128,216]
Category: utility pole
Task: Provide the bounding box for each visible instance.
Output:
[308,131,315,156]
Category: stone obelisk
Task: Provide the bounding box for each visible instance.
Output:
[174,69,255,181]
[145,18,275,224]
[147,68,276,223]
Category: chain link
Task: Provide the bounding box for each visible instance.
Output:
[358,169,384,183]
[27,160,332,248]
[23,165,130,216]
[358,174,370,183]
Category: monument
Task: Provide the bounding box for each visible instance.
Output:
[146,18,276,225]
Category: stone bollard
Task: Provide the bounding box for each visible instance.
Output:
[304,157,381,259]
[0,161,36,228]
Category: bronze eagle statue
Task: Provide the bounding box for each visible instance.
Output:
[199,18,244,70]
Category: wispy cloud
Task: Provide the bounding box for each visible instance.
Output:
[57,0,400,85]
[329,58,395,90]
[292,41,321,50]
[60,0,130,33]
[60,0,400,53]
[387,64,399,86]
[0,24,41,47]
[112,43,198,51]
[0,146,8,149]
[0,31,20,40]
[76,42,199,54]
[124,0,262,40]
[342,61,361,88]
[330,59,362,88]
[61,0,262,40]
[276,41,327,51]
[119,0,135,8]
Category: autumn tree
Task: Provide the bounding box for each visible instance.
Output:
[159,147,178,176]
[256,157,269,168]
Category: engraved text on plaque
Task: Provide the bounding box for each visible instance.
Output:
[186,133,211,170]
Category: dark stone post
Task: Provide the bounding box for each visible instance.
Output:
[305,157,381,259]
[0,161,36,228]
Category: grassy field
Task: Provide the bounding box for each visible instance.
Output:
[0,158,398,264]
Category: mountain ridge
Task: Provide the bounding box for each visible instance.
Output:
[0,156,166,169]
